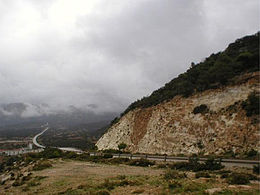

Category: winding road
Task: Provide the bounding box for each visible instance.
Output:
[32,126,259,168]
[32,126,83,153]
[32,127,49,148]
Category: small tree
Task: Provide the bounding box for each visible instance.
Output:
[118,143,127,152]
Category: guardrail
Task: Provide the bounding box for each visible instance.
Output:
[89,152,260,166]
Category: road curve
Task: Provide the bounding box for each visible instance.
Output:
[32,127,83,153]
[32,127,49,148]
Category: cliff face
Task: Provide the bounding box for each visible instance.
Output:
[96,72,259,155]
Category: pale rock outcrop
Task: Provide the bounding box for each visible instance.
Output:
[96,73,259,155]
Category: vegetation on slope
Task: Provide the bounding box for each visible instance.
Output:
[121,32,259,116]
[1,150,259,195]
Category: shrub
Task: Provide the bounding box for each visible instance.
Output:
[192,104,209,114]
[203,157,224,171]
[103,153,113,159]
[168,180,182,189]
[242,92,260,117]
[164,169,187,180]
[107,157,129,164]
[195,172,211,178]
[253,165,260,174]
[102,149,121,154]
[128,158,155,167]
[169,157,223,172]
[246,149,258,158]
[95,190,110,195]
[110,117,119,126]
[0,163,4,173]
[27,180,40,187]
[32,161,52,171]
[36,148,63,159]
[98,179,133,191]
[64,151,78,159]
[131,189,145,194]
[227,173,250,184]
[99,179,116,190]
[12,180,24,186]
[220,173,229,179]
[76,153,90,161]
[157,164,167,169]
[118,143,127,151]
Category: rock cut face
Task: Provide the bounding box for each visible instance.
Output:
[96,72,259,155]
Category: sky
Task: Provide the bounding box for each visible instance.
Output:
[0,0,259,115]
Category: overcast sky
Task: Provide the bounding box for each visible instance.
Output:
[0,0,259,114]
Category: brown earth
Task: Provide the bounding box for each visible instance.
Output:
[1,160,259,195]
[96,72,260,156]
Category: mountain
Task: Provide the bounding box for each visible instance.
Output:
[96,32,259,156]
[0,103,118,127]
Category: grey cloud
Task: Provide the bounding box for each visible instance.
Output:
[0,0,258,117]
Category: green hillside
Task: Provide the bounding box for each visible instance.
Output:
[121,32,259,116]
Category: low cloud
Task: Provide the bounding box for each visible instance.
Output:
[0,0,259,116]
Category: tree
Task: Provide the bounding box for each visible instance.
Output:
[118,143,127,151]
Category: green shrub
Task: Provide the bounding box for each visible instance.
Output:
[116,175,126,180]
[203,157,224,171]
[157,164,167,169]
[102,149,121,154]
[95,190,110,195]
[12,180,24,186]
[227,173,250,184]
[27,180,40,187]
[76,153,90,161]
[64,151,78,159]
[253,165,260,174]
[21,175,31,182]
[192,104,209,114]
[169,157,223,172]
[195,171,211,178]
[246,149,258,158]
[220,173,229,179]
[0,163,4,173]
[103,154,113,159]
[164,169,187,180]
[242,92,260,117]
[106,158,130,164]
[32,161,52,171]
[98,179,132,191]
[118,143,127,151]
[128,158,155,167]
[33,147,64,159]
[168,180,182,189]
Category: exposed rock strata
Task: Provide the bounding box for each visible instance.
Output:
[96,72,259,155]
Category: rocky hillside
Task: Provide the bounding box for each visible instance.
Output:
[96,33,259,156]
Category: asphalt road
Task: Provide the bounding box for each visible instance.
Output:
[32,127,259,168]
[32,127,49,148]
[90,152,259,168]
[32,127,82,153]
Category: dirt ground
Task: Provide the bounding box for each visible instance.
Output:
[1,159,259,195]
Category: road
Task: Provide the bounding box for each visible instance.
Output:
[90,153,259,168]
[32,127,49,148]
[32,127,259,168]
[32,126,83,153]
